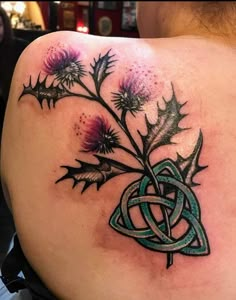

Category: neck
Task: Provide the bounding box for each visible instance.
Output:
[154,2,236,45]
[165,21,236,47]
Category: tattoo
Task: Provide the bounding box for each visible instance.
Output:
[19,45,210,268]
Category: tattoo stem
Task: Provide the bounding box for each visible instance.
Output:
[144,159,173,268]
[67,77,172,267]
[116,145,144,167]
[70,93,99,101]
[144,159,161,195]
[100,98,144,161]
[63,80,144,168]
[62,82,145,169]
[77,79,98,99]
[101,97,173,270]
[60,83,98,101]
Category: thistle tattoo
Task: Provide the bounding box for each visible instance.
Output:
[43,47,86,88]
[82,116,120,154]
[19,45,210,268]
[112,76,150,114]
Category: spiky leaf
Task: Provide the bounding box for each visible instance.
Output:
[176,130,207,187]
[19,75,72,109]
[139,83,187,156]
[55,155,143,192]
[90,49,116,94]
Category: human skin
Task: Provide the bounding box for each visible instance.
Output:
[1,19,236,300]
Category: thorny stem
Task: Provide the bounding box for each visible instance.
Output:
[100,98,144,166]
[116,145,143,166]
[75,78,173,267]
[75,77,142,162]
[77,78,98,99]
[145,158,173,269]
[61,80,98,101]
[65,80,144,167]
[115,101,173,268]
[70,92,98,101]
[67,77,173,267]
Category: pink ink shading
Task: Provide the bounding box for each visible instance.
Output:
[43,47,81,75]
[82,116,119,154]
[119,75,151,102]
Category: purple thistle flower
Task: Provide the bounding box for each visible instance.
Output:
[82,116,120,154]
[112,75,150,114]
[43,47,85,88]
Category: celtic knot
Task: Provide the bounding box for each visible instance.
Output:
[110,160,210,258]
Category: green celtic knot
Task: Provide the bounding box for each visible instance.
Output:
[110,160,210,264]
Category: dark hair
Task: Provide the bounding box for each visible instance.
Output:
[0,6,14,47]
[193,2,236,35]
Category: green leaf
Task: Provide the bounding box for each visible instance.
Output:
[55,155,143,192]
[176,130,207,187]
[89,49,116,94]
[139,83,187,156]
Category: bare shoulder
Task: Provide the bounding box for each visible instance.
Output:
[9,30,142,80]
[1,30,162,189]
[1,30,142,179]
[2,32,236,299]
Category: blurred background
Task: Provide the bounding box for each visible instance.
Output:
[0,1,139,41]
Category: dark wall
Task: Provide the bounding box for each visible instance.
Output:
[13,29,51,43]
[92,1,139,38]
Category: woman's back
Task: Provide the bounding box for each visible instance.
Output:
[1,30,236,299]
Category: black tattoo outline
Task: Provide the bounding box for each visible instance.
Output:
[19,47,210,268]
